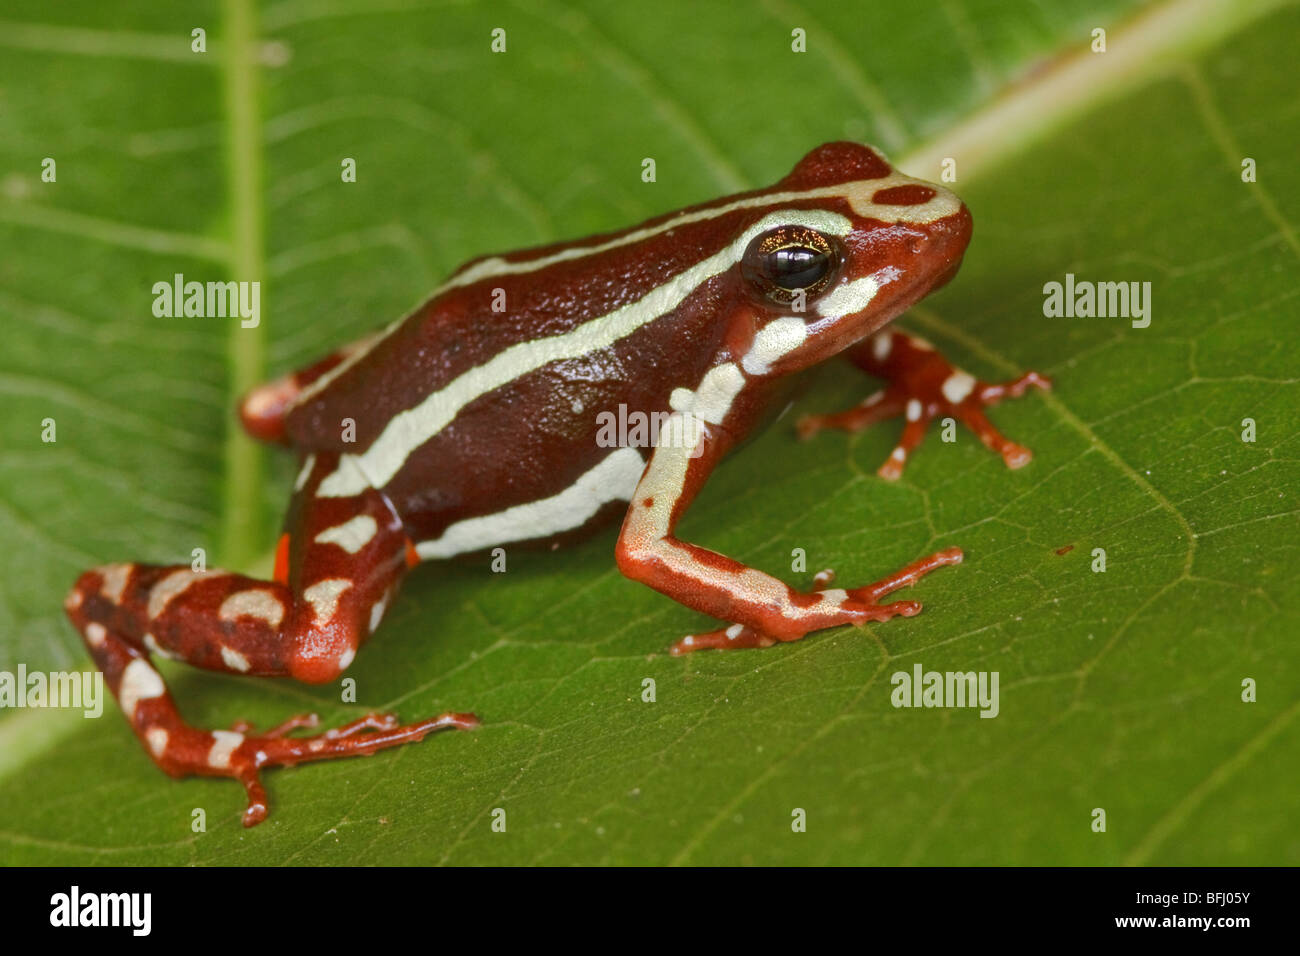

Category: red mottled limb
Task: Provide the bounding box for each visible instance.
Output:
[615,415,961,655]
[797,328,1050,479]
[64,451,476,827]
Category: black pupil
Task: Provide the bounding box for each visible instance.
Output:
[766,246,828,289]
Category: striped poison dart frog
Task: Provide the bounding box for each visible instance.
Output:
[65,142,1048,826]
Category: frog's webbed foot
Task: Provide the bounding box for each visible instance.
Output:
[797,328,1050,480]
[668,547,963,654]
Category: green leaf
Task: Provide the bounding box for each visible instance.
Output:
[1,0,1296,864]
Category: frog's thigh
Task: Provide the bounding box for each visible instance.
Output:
[68,451,413,686]
[270,451,415,681]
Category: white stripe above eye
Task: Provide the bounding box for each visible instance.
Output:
[332,210,853,495]
[416,446,647,559]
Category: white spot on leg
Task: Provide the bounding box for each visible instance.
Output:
[872,332,892,361]
[97,563,133,603]
[85,623,107,648]
[725,623,744,640]
[119,658,165,721]
[314,514,379,554]
[942,371,977,404]
[218,589,286,628]
[221,645,251,672]
[303,578,353,622]
[148,569,221,620]
[207,730,244,769]
[146,727,169,758]
[368,597,388,634]
[906,399,922,421]
[337,647,355,670]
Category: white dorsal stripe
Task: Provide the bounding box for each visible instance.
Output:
[325,209,853,496]
[416,447,647,559]
[288,165,959,413]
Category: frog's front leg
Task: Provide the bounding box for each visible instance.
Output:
[615,411,961,655]
[64,451,476,827]
[797,328,1050,479]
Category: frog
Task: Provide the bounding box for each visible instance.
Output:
[65,142,1048,826]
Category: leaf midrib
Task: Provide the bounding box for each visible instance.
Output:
[218,0,268,569]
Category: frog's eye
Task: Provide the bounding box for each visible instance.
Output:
[741,226,841,305]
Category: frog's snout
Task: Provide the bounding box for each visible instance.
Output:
[923,202,973,290]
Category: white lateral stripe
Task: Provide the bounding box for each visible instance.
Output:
[416,447,647,559]
[350,210,852,491]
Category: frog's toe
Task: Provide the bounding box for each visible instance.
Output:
[671,624,777,655]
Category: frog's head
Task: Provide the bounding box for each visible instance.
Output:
[734,142,972,376]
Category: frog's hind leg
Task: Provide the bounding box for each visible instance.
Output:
[239,333,380,444]
[797,328,1050,479]
[64,451,476,827]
